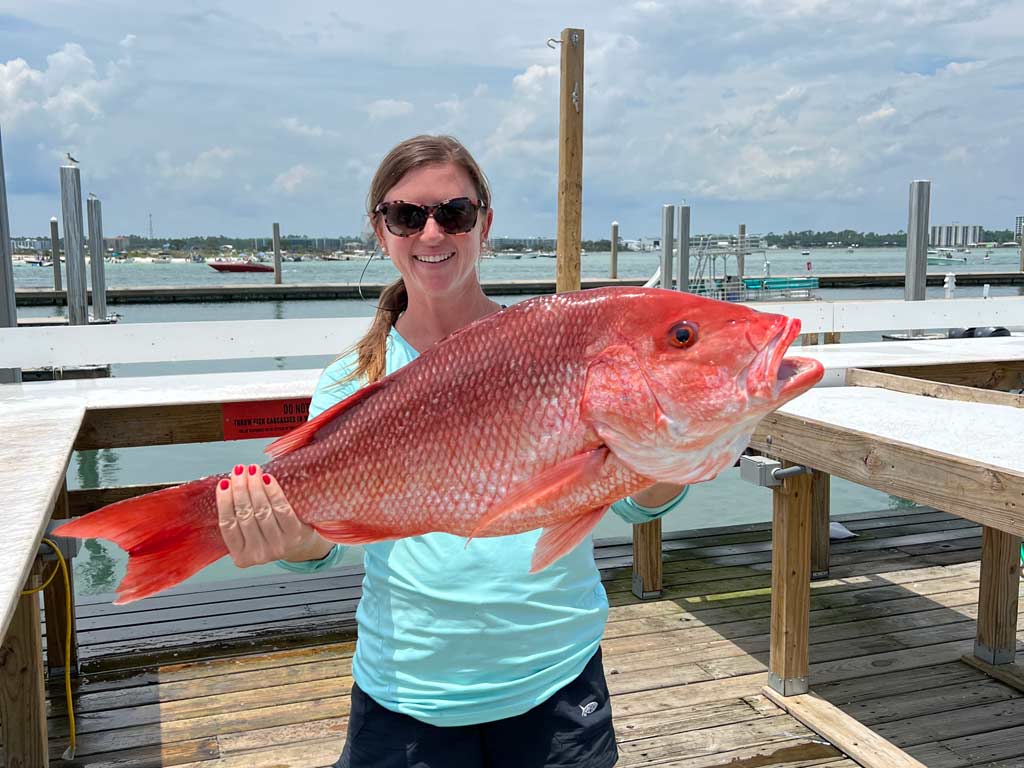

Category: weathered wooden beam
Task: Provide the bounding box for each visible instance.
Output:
[75,404,224,450]
[768,464,811,696]
[763,688,927,768]
[0,568,49,768]
[751,413,1024,537]
[870,360,1024,391]
[68,482,177,517]
[847,367,1024,407]
[631,519,662,599]
[823,331,841,345]
[960,654,1024,692]
[555,27,584,295]
[810,469,830,580]
[799,333,819,346]
[43,482,78,677]
[975,525,1021,665]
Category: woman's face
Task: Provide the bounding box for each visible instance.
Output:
[374,162,492,302]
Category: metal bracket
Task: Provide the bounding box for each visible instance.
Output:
[631,573,662,600]
[40,520,81,562]
[739,455,812,488]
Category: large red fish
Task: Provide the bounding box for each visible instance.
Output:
[55,287,823,603]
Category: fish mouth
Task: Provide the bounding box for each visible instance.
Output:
[747,317,824,403]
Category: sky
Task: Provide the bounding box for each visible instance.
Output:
[1,0,1022,241]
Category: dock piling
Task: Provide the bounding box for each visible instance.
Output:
[905,181,930,303]
[555,26,584,294]
[49,217,62,292]
[87,196,108,321]
[610,221,618,279]
[59,165,89,325]
[677,205,690,293]
[738,223,746,277]
[660,204,675,289]
[0,125,20,384]
[272,223,282,285]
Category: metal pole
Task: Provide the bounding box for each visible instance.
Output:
[0,126,21,383]
[87,196,107,321]
[272,222,282,284]
[677,205,690,293]
[610,221,618,279]
[660,204,675,289]
[59,165,88,325]
[905,180,930,302]
[49,217,62,292]
[737,223,746,278]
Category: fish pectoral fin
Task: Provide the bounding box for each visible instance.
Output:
[312,519,400,546]
[530,506,608,573]
[466,447,610,542]
[265,378,389,460]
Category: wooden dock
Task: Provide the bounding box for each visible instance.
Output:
[29,506,1024,767]
[12,271,1024,305]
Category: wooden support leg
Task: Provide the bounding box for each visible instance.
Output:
[0,570,50,768]
[768,466,812,696]
[631,519,662,600]
[810,470,830,580]
[975,526,1021,665]
[823,332,841,345]
[44,482,78,677]
[799,333,820,347]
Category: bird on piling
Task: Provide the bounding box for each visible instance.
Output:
[66,152,79,164]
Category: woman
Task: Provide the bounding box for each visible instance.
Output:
[217,135,688,767]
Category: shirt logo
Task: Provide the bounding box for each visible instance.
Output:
[579,701,598,717]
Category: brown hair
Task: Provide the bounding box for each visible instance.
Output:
[340,135,491,384]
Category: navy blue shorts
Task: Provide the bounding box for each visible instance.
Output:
[334,648,618,768]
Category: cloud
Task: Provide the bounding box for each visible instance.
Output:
[156,147,241,181]
[365,99,413,120]
[857,104,897,124]
[281,116,336,138]
[274,164,317,194]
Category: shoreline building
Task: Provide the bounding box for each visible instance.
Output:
[930,224,983,247]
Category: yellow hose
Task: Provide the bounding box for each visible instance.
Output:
[21,538,76,759]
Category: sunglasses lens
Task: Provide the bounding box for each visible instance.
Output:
[434,198,479,234]
[386,203,427,236]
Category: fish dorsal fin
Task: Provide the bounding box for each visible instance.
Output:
[265,379,388,460]
[466,446,610,542]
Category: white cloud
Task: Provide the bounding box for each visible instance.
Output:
[512,65,557,99]
[156,147,240,180]
[281,116,336,138]
[274,164,317,194]
[857,104,897,124]
[365,99,413,120]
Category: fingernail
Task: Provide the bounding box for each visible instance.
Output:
[262,473,272,485]
[233,465,244,476]
[248,464,258,476]
[219,479,230,491]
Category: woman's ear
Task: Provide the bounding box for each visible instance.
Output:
[480,207,494,242]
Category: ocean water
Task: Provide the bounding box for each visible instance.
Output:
[12,248,1023,595]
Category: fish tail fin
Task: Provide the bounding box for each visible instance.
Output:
[53,476,226,604]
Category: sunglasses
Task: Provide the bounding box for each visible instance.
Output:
[374,197,487,237]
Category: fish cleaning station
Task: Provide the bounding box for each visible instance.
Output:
[4,27,1024,768]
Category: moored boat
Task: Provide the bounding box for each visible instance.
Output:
[208,261,275,273]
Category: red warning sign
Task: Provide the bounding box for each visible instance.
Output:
[222,398,313,440]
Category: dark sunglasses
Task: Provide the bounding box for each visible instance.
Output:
[374,197,487,237]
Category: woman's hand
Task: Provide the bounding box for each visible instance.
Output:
[216,464,335,567]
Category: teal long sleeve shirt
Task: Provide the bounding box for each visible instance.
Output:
[278,327,688,726]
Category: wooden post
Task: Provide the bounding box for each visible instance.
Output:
[974,526,1021,665]
[800,333,819,347]
[49,217,62,293]
[44,482,78,677]
[632,517,662,599]
[610,221,618,279]
[810,469,830,580]
[737,223,746,277]
[823,332,840,344]
[272,223,283,285]
[555,27,584,294]
[0,567,50,768]
[768,464,812,696]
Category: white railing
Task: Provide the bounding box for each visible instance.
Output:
[2,296,1023,370]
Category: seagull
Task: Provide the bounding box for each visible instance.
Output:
[66,152,79,164]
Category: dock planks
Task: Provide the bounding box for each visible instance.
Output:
[16,506,1024,767]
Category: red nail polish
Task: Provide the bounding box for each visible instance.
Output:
[219,479,230,491]
[248,464,258,476]
[233,465,244,476]
[262,474,272,485]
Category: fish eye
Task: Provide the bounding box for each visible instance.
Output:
[669,321,698,349]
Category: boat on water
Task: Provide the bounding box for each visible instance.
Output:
[927,247,968,265]
[209,261,275,273]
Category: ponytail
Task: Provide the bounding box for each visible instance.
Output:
[339,277,408,385]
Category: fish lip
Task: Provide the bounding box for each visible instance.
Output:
[747,317,820,402]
